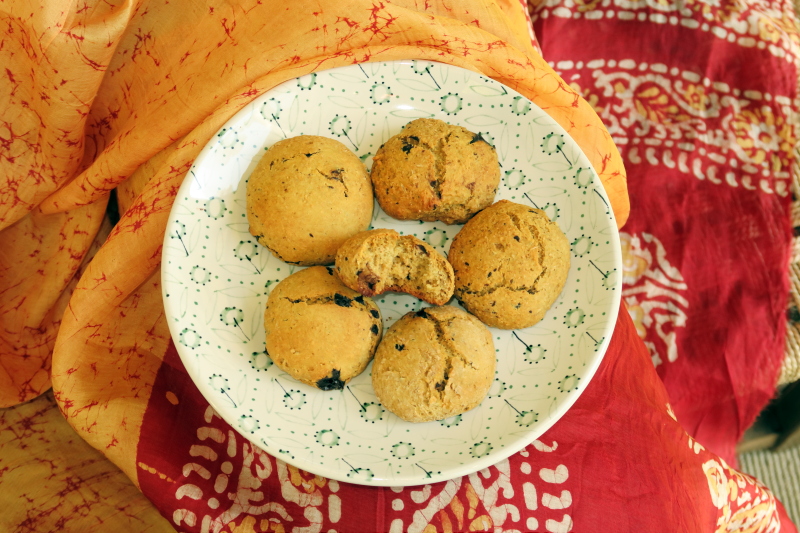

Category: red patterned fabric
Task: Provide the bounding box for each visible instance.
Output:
[531,0,797,465]
[1,0,796,530]
[138,310,795,532]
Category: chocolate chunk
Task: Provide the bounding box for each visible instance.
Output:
[469,132,488,145]
[415,309,429,318]
[370,324,379,335]
[334,293,352,307]
[357,271,381,294]
[401,135,420,154]
[395,344,405,351]
[370,309,380,318]
[435,371,449,392]
[417,244,429,255]
[316,369,345,390]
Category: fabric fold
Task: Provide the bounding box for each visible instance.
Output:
[47,0,627,487]
[1,0,795,530]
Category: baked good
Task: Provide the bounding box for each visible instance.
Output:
[264,266,382,390]
[371,306,495,422]
[335,229,454,305]
[448,200,570,329]
[370,118,499,224]
[246,135,373,265]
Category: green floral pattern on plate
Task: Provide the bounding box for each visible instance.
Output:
[162,60,622,487]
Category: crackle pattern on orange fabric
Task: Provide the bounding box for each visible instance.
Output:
[39,0,628,480]
[0,203,106,406]
[0,0,625,409]
[0,390,173,532]
[0,0,132,406]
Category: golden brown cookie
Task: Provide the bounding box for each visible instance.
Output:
[370,118,499,224]
[264,266,383,390]
[335,229,454,305]
[448,200,570,329]
[247,135,373,265]
[371,306,495,422]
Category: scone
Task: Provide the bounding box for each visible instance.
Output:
[264,266,383,390]
[448,200,570,329]
[371,306,495,422]
[247,135,373,265]
[335,229,454,305]
[370,118,499,224]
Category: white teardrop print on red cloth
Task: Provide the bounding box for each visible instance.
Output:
[620,232,688,368]
[530,8,795,463]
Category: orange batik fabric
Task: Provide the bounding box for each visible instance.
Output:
[39,0,625,483]
[1,0,795,531]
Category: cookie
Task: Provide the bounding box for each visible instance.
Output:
[448,200,570,329]
[370,118,499,224]
[264,266,383,390]
[247,135,373,265]
[371,306,495,422]
[335,229,454,305]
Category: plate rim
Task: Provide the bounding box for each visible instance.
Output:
[161,59,623,487]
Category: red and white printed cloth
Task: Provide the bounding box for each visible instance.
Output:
[138,311,792,532]
[0,0,797,531]
[531,0,797,464]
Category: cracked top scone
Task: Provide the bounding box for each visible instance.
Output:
[371,306,495,422]
[448,200,571,330]
[335,229,454,305]
[370,118,500,224]
[247,135,373,265]
[264,266,383,390]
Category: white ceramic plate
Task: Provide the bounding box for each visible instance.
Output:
[162,60,621,487]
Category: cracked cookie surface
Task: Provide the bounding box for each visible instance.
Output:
[372,305,496,422]
[371,306,495,422]
[370,118,500,224]
[448,200,571,330]
[264,266,382,390]
[247,135,372,265]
